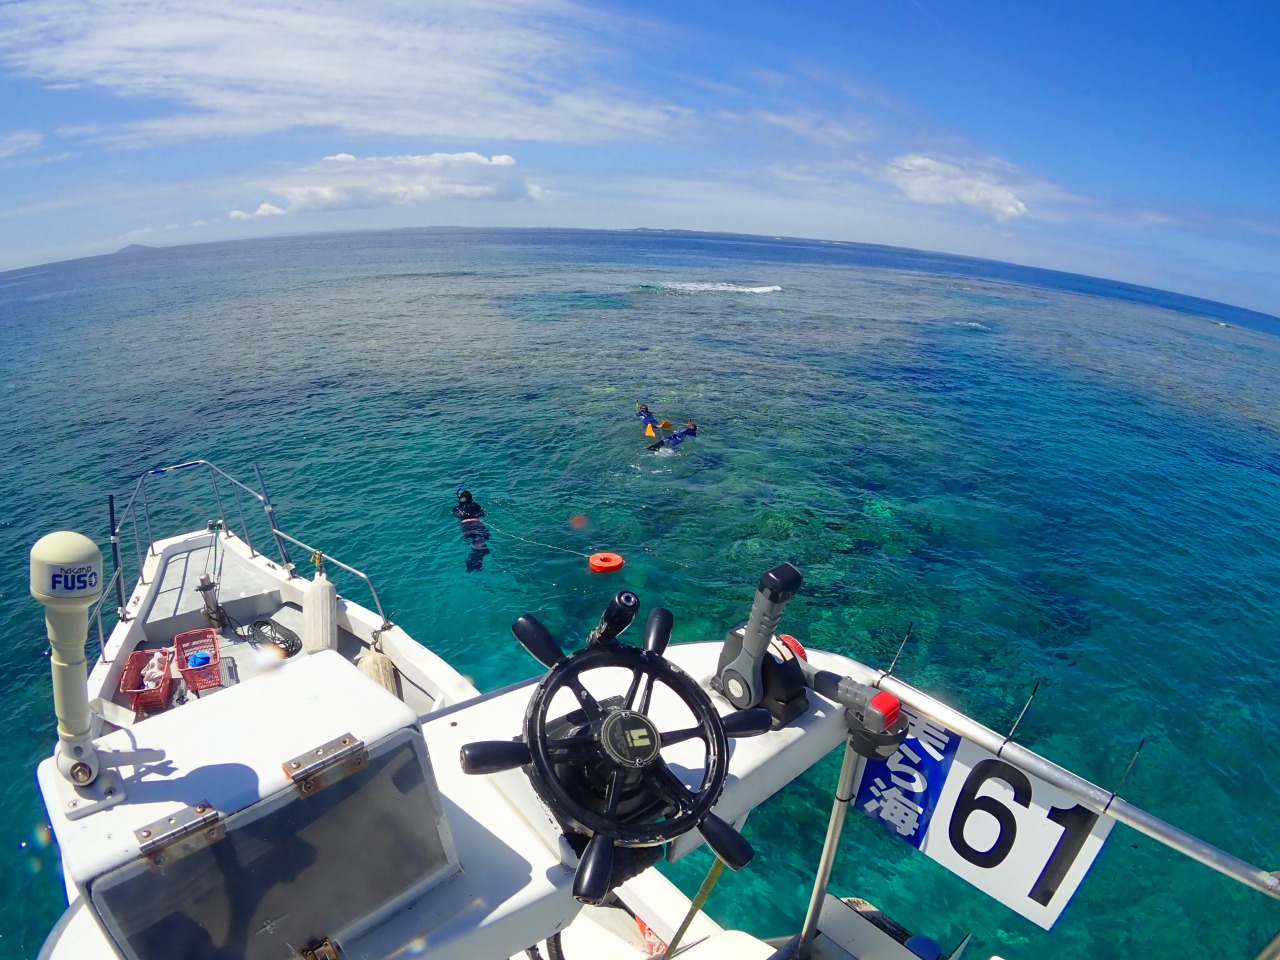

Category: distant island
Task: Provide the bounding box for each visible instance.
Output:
[115,243,154,254]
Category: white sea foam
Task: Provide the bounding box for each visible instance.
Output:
[658,282,781,294]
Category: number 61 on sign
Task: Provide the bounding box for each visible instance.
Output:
[853,708,1114,929]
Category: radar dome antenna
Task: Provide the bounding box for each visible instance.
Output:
[30,532,104,787]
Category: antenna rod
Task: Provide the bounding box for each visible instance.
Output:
[1006,681,1041,741]
[886,621,914,675]
[1105,738,1147,812]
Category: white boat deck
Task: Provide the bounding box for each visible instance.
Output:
[112,538,374,718]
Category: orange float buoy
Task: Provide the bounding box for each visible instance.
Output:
[588,551,624,572]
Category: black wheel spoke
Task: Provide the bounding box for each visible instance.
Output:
[567,676,603,719]
[644,760,697,815]
[603,767,626,815]
[547,732,597,752]
[636,675,657,715]
[548,744,602,764]
[659,725,706,748]
[622,666,645,711]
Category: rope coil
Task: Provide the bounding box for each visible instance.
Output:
[247,618,302,657]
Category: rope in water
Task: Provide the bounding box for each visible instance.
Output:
[641,546,692,570]
[483,521,593,559]
[482,520,693,570]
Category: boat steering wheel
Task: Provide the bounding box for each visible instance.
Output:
[460,592,771,904]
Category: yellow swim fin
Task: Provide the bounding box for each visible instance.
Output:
[645,423,656,437]
[658,420,673,429]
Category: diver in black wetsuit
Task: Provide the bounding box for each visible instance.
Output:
[453,490,490,572]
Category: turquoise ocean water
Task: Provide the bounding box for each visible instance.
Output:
[1,228,1278,958]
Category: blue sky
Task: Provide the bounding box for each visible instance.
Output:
[2,0,1278,314]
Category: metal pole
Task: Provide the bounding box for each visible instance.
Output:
[231,483,256,556]
[798,739,865,958]
[138,475,156,556]
[107,495,126,618]
[254,464,294,575]
[1255,930,1280,960]
[208,463,231,539]
[94,601,105,663]
[271,531,389,625]
[130,510,145,585]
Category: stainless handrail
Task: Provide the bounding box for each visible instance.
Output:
[273,530,389,626]
[850,666,1280,903]
[88,567,124,664]
[146,459,277,561]
[96,460,394,658]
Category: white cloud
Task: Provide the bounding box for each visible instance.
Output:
[0,0,681,147]
[0,130,43,158]
[228,152,538,219]
[230,203,285,220]
[883,153,1028,221]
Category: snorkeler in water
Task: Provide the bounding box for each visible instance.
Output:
[452,489,490,572]
[648,421,698,451]
[636,402,673,438]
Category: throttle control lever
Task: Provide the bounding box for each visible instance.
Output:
[714,563,803,710]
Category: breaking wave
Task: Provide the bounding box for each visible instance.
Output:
[655,282,782,294]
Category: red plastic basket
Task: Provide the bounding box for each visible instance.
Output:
[119,648,174,714]
[175,628,222,694]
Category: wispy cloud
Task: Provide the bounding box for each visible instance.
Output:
[0,0,681,147]
[0,130,43,158]
[882,153,1028,220]
[229,151,540,219]
[745,109,877,146]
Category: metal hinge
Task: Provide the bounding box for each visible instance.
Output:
[283,733,367,797]
[135,802,223,867]
[300,938,341,960]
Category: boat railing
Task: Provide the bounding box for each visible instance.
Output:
[788,663,1280,959]
[88,460,389,661]
[89,566,126,662]
[270,528,389,627]
[866,669,1280,904]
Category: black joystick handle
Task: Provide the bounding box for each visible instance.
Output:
[643,607,673,656]
[715,563,803,710]
[740,563,803,662]
[513,614,566,668]
[587,590,640,646]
